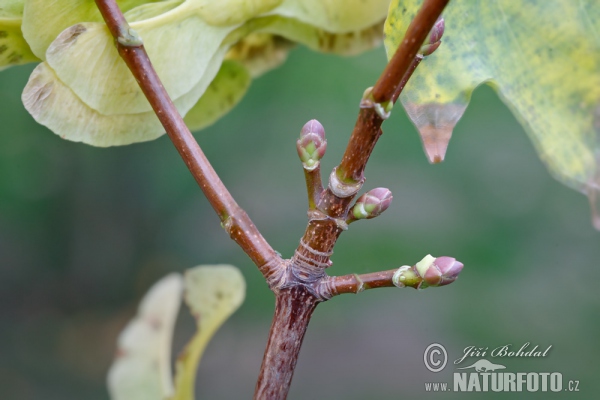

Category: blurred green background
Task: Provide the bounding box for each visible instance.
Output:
[1,44,599,400]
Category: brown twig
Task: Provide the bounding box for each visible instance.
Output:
[320,254,464,296]
[297,120,327,210]
[371,0,450,104]
[324,270,398,295]
[338,0,449,184]
[254,286,319,400]
[259,1,451,398]
[393,56,423,103]
[94,0,283,284]
[304,168,323,210]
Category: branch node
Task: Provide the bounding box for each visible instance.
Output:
[263,257,288,293]
[221,216,233,234]
[354,273,366,293]
[328,167,364,198]
[117,27,143,47]
[307,209,328,222]
[360,87,392,120]
[392,265,414,288]
[335,218,349,231]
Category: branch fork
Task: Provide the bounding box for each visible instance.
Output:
[94,0,455,399]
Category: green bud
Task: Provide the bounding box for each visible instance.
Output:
[392,265,420,288]
[351,188,393,220]
[297,119,327,170]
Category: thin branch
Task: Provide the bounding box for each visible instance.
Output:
[94,0,282,281]
[319,255,464,297]
[337,0,449,184]
[371,0,450,104]
[291,0,450,274]
[264,2,451,397]
[393,56,423,103]
[297,119,326,210]
[324,270,398,295]
[95,1,455,399]
[304,168,323,210]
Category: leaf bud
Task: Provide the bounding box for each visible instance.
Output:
[297,119,327,170]
[351,187,393,220]
[419,17,445,56]
[416,255,464,288]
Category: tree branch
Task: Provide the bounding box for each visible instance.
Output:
[94,0,283,283]
[254,287,318,399]
[95,1,455,399]
[371,0,450,104]
[338,0,449,185]
[291,0,450,282]
[319,255,464,297]
[258,1,451,398]
[297,120,327,210]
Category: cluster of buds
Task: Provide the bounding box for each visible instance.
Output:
[419,17,445,57]
[393,254,463,289]
[348,187,393,222]
[296,119,327,171]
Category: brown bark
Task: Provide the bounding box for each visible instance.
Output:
[254,287,319,399]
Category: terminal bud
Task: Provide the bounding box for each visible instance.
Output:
[297,119,327,170]
[416,255,463,288]
[393,255,464,289]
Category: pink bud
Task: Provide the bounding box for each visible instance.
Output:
[352,188,393,219]
[419,17,445,56]
[297,119,327,169]
[434,256,464,286]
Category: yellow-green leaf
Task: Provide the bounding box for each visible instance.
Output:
[21,0,162,59]
[184,60,251,132]
[225,14,385,58]
[22,48,223,146]
[44,9,234,115]
[196,0,283,26]
[0,1,39,69]
[385,0,600,228]
[273,0,390,33]
[107,273,183,400]
[225,32,294,78]
[0,0,24,18]
[18,0,389,146]
[171,265,245,400]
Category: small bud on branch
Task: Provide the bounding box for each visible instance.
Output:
[297,119,327,209]
[297,119,327,171]
[361,87,393,119]
[394,254,463,289]
[320,254,464,297]
[348,187,393,222]
[419,17,445,56]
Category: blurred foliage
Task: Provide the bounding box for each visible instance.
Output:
[108,273,182,400]
[1,43,599,399]
[386,0,600,229]
[14,0,389,146]
[106,265,245,400]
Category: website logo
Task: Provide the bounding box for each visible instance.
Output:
[422,343,580,393]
